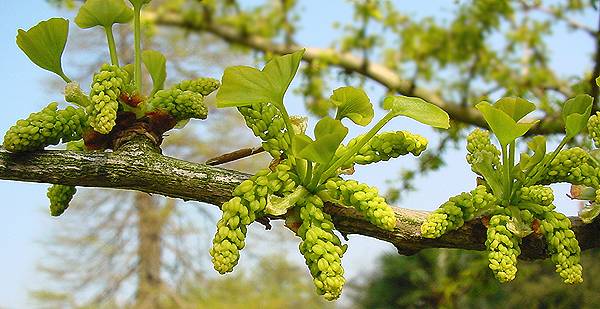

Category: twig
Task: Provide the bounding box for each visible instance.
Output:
[205,146,265,165]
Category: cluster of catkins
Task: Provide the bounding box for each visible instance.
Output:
[420,127,599,284]
[3,63,219,216]
[209,103,430,300]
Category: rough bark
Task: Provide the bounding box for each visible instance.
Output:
[1,135,599,260]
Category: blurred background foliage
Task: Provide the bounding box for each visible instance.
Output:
[26,0,600,308]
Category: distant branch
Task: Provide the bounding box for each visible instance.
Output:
[145,11,566,136]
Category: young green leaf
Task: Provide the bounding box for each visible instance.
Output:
[292,117,348,165]
[382,96,450,129]
[75,0,133,29]
[596,76,600,88]
[521,136,546,172]
[476,102,538,147]
[472,151,504,197]
[494,97,536,121]
[562,94,593,139]
[16,18,70,82]
[330,86,374,126]
[216,50,305,109]
[142,50,167,95]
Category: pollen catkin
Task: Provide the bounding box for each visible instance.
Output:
[88,64,128,134]
[539,147,600,188]
[421,185,496,238]
[587,112,600,148]
[210,162,298,274]
[3,102,88,152]
[466,128,501,170]
[149,88,208,120]
[297,195,346,300]
[485,214,521,283]
[325,178,396,230]
[339,131,427,167]
[173,77,220,96]
[238,103,290,158]
[517,185,554,206]
[539,210,583,284]
[47,184,77,217]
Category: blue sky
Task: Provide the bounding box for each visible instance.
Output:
[0,1,597,308]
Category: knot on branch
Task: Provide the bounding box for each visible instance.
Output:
[83,111,177,152]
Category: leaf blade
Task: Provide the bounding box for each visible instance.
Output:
[16,18,69,80]
[382,95,450,129]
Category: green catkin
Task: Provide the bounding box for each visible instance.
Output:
[325,178,396,230]
[237,103,290,158]
[538,147,600,188]
[88,64,128,134]
[210,162,298,274]
[517,185,554,206]
[466,128,501,170]
[46,141,85,216]
[421,185,496,238]
[486,214,521,283]
[47,184,77,217]
[3,102,88,152]
[297,195,346,300]
[339,131,428,167]
[588,112,600,148]
[173,77,220,96]
[539,210,583,284]
[150,88,208,121]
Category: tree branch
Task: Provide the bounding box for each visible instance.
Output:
[145,11,566,136]
[1,136,599,259]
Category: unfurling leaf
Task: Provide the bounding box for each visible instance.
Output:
[472,151,503,197]
[292,117,348,165]
[16,18,70,81]
[476,102,538,147]
[520,136,546,173]
[382,96,450,129]
[216,50,305,110]
[266,187,309,216]
[579,203,600,224]
[330,86,374,126]
[142,50,167,95]
[75,0,133,29]
[494,97,535,122]
[562,94,593,139]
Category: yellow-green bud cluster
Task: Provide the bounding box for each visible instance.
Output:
[173,78,220,96]
[3,102,88,152]
[539,148,600,188]
[238,103,290,158]
[539,211,583,284]
[587,112,600,148]
[297,195,346,300]
[325,178,396,230]
[88,64,128,134]
[517,185,554,206]
[485,214,521,283]
[421,185,496,238]
[466,129,501,170]
[210,162,298,274]
[150,88,208,120]
[341,131,428,166]
[47,184,77,217]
